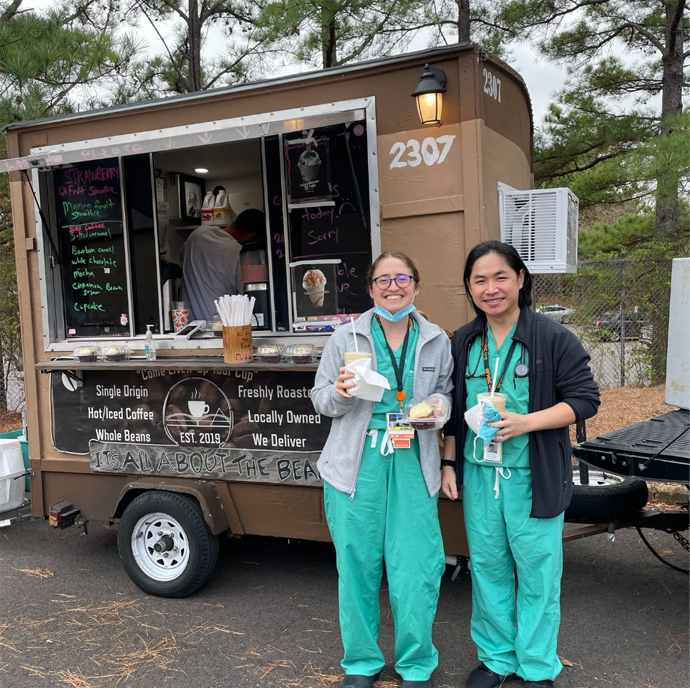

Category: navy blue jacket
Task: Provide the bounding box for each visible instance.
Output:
[446,307,600,518]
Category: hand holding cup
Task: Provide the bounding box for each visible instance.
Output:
[335,366,355,398]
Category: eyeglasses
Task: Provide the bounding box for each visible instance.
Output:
[371,274,415,289]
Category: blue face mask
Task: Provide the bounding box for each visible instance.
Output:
[374,303,417,322]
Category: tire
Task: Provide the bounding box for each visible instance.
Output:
[118,491,219,598]
[565,469,649,524]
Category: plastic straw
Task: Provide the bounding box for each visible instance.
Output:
[490,358,500,396]
[351,315,358,351]
[216,294,254,327]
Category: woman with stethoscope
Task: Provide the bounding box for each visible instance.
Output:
[441,241,599,688]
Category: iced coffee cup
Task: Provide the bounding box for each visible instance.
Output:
[477,392,507,412]
[344,352,372,367]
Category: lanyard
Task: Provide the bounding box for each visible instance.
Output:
[376,315,412,409]
[482,326,518,394]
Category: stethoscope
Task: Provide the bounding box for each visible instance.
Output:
[465,331,529,380]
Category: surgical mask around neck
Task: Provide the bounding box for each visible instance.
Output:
[373,293,417,323]
[374,303,416,322]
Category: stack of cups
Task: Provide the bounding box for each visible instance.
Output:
[172,301,189,333]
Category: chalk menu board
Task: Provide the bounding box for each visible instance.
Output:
[282,123,372,317]
[56,159,129,336]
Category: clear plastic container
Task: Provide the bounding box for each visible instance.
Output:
[254,343,284,364]
[403,396,450,430]
[73,345,100,362]
[282,343,317,364]
[102,344,131,362]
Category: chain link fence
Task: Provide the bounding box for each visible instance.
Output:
[534,257,671,389]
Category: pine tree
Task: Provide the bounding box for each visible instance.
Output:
[501,0,689,240]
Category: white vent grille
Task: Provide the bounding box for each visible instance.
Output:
[498,184,579,274]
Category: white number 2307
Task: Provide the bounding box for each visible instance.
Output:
[389,135,456,170]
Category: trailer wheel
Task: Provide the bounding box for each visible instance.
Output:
[118,491,219,598]
[565,469,649,524]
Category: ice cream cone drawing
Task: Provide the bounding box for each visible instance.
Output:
[303,269,327,308]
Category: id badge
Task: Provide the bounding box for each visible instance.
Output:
[386,412,415,450]
[483,441,503,464]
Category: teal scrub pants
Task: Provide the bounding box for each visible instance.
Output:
[324,430,445,680]
[463,461,564,682]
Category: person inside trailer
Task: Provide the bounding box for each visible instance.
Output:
[179,208,265,322]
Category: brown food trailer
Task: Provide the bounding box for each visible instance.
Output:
[4,43,533,597]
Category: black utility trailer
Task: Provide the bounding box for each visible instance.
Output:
[570,411,689,572]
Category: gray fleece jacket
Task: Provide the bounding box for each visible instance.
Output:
[311,310,453,497]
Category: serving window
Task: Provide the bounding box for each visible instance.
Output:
[33,98,380,350]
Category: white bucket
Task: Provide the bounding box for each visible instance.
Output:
[0,439,25,513]
[213,192,232,226]
[201,191,215,224]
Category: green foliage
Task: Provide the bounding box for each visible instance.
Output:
[257,0,426,68]
[0,0,143,404]
[501,0,689,239]
[123,0,268,94]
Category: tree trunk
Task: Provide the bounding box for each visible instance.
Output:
[456,0,470,43]
[188,0,202,91]
[321,7,337,68]
[655,0,685,239]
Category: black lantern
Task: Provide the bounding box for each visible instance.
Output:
[411,63,447,126]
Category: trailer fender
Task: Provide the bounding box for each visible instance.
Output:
[112,478,230,535]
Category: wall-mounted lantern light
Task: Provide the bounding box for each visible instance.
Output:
[411,63,447,126]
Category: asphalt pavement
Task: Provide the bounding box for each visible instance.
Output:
[0,515,687,688]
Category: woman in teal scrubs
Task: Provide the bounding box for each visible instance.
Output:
[312,251,454,688]
[441,241,599,688]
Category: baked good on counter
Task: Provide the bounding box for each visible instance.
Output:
[283,344,317,364]
[254,344,282,363]
[103,344,130,361]
[73,346,99,362]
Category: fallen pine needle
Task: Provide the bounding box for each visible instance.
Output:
[15,567,54,579]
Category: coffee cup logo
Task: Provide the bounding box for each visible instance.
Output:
[188,400,210,418]
[163,379,233,446]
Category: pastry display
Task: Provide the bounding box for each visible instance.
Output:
[103,344,130,362]
[283,344,317,364]
[73,346,99,362]
[254,343,282,363]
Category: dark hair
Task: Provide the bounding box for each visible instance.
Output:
[234,209,265,235]
[366,250,421,286]
[463,240,532,318]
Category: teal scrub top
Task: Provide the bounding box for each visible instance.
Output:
[464,323,530,467]
[370,317,419,430]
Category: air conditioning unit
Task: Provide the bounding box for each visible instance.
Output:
[498,183,579,274]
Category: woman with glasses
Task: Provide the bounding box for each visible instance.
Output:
[312,251,453,688]
[441,241,599,688]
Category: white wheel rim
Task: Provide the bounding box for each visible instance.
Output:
[130,511,191,582]
[573,469,627,487]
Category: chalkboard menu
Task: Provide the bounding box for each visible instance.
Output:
[56,159,129,336]
[269,123,372,320]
